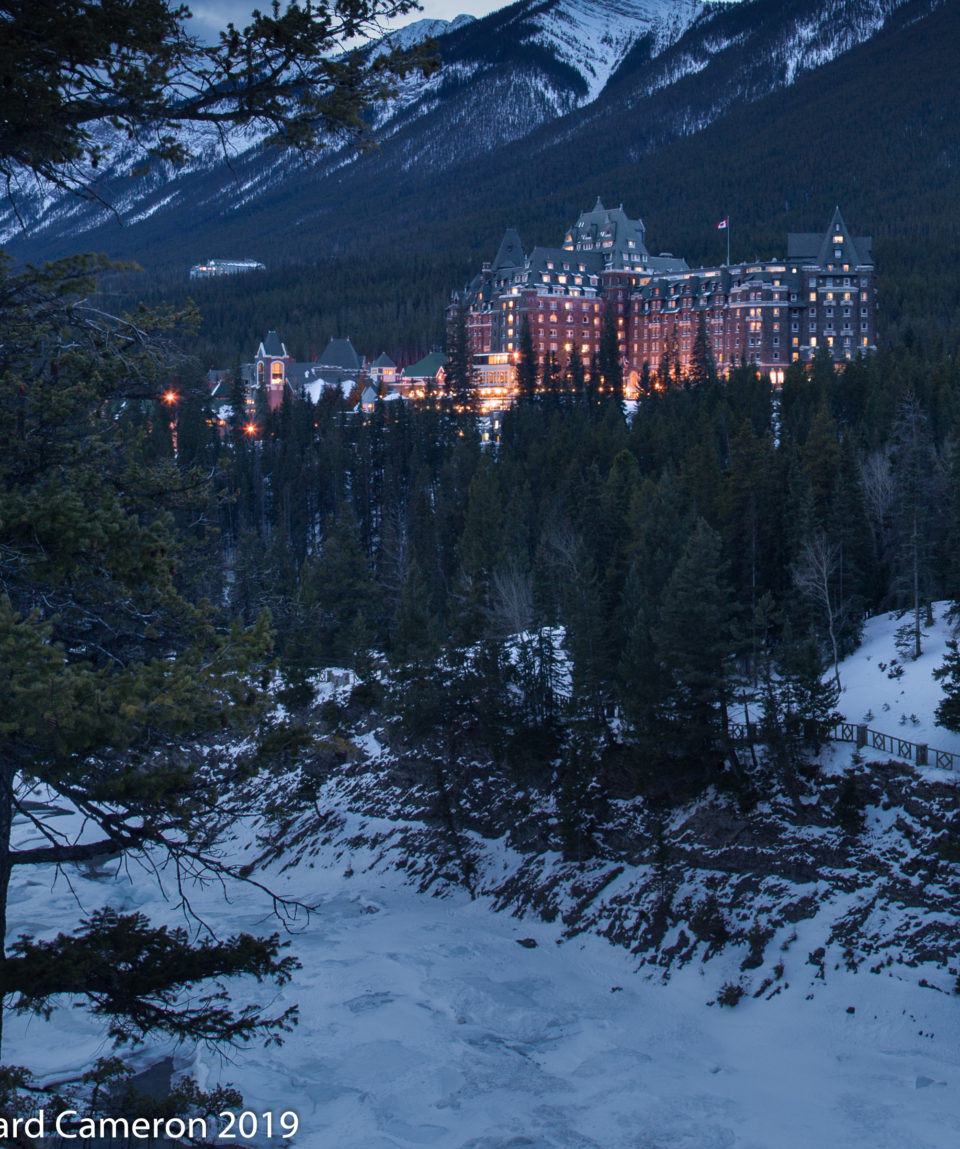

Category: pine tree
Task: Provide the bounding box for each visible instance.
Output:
[0,257,298,1058]
[934,640,960,732]
[0,0,436,195]
[653,518,738,778]
[516,316,538,405]
[444,297,478,419]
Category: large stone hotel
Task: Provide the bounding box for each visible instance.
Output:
[455,201,876,405]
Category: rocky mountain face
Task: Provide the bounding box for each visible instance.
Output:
[1,0,946,269]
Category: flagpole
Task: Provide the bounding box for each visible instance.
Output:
[727,218,730,266]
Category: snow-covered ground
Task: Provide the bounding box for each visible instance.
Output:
[193,851,960,1149]
[8,606,960,1148]
[828,602,960,772]
[11,835,960,1149]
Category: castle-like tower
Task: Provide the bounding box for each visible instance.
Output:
[454,203,876,402]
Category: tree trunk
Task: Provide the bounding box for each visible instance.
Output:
[913,508,922,659]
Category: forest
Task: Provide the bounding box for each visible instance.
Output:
[152,325,960,840]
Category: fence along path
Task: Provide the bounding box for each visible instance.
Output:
[727,721,960,773]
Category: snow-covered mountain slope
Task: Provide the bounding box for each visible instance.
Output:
[379,11,477,50]
[0,0,706,250]
[469,0,704,104]
[530,0,946,166]
[1,0,947,265]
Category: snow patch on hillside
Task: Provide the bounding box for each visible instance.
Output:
[522,0,703,103]
[828,602,960,773]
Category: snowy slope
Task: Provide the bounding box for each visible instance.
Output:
[379,12,477,50]
[488,0,703,103]
[829,602,960,768]
[5,0,944,261]
[0,0,706,248]
[9,800,960,1149]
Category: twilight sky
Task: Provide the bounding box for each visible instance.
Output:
[187,0,499,43]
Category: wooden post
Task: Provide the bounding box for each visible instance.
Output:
[856,724,868,749]
[916,744,928,766]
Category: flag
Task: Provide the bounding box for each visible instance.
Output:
[716,218,729,230]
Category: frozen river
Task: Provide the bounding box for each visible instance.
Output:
[9,817,960,1148]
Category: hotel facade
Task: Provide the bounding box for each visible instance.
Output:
[453,201,876,406]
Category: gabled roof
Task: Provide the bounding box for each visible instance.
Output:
[564,200,650,269]
[403,351,446,378]
[372,352,397,368]
[788,207,872,266]
[316,338,362,371]
[258,330,287,358]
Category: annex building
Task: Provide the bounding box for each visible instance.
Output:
[455,201,876,402]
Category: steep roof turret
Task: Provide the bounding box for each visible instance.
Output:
[317,338,362,371]
[258,330,288,359]
[491,228,525,271]
[788,207,872,267]
[563,200,650,270]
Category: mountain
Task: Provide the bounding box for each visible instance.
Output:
[4,0,957,364]
[0,0,708,261]
[0,0,705,260]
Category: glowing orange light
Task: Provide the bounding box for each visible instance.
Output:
[244,422,258,436]
[162,390,179,405]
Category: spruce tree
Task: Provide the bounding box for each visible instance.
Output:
[0,257,298,1058]
[690,311,719,391]
[597,304,624,410]
[566,345,587,409]
[516,316,538,405]
[653,518,738,778]
[445,297,477,419]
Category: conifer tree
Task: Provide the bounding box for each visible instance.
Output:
[597,304,624,410]
[934,640,960,732]
[566,345,587,409]
[540,352,563,410]
[653,518,738,777]
[0,0,435,196]
[0,257,298,1058]
[690,311,719,391]
[516,316,538,405]
[889,391,942,657]
[445,297,477,418]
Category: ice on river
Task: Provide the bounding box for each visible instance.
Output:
[10,848,960,1149]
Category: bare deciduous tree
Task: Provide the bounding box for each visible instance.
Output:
[794,531,844,690]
